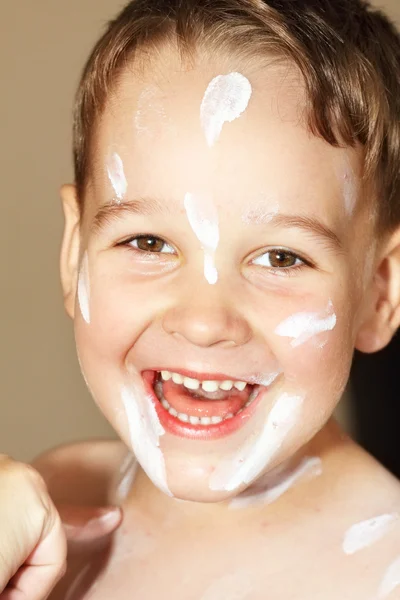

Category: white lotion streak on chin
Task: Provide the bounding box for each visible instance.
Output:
[77,253,90,324]
[200,571,254,600]
[107,152,127,203]
[184,192,219,284]
[200,72,252,147]
[343,513,399,555]
[378,555,400,599]
[229,456,322,509]
[121,385,172,497]
[275,301,337,348]
[209,392,304,492]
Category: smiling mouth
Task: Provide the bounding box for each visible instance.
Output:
[143,370,265,439]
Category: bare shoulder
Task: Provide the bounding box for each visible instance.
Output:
[32,438,128,505]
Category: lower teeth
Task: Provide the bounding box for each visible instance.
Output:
[155,379,259,426]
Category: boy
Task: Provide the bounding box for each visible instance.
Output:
[35,0,400,597]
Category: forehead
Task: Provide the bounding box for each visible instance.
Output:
[92,48,361,222]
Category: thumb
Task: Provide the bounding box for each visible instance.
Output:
[59,505,122,543]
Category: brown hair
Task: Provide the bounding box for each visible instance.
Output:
[73,0,400,229]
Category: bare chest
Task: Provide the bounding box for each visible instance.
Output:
[58,525,387,600]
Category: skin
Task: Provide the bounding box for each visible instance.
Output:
[51,45,400,598]
[0,454,121,600]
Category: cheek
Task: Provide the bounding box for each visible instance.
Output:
[255,297,354,399]
[75,271,162,371]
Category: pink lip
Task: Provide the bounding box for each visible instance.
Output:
[142,370,267,441]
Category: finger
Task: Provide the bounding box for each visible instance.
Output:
[0,513,66,600]
[59,505,122,542]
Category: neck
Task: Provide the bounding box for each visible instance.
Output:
[116,418,349,527]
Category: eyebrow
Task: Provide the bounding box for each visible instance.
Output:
[92,198,343,252]
[91,197,173,234]
[267,213,343,253]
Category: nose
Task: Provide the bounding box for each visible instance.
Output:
[162,290,252,349]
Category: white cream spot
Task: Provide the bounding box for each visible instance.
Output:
[209,392,304,492]
[107,152,127,203]
[242,199,280,225]
[341,159,359,216]
[200,571,254,600]
[275,301,337,347]
[378,555,400,599]
[343,513,398,555]
[200,72,252,147]
[77,253,90,324]
[229,456,322,508]
[134,84,168,136]
[184,192,219,284]
[65,563,95,600]
[121,385,172,497]
[115,453,138,502]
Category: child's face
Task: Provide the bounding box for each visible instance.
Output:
[62,49,382,501]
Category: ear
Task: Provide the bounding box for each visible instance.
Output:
[60,184,81,319]
[356,227,400,353]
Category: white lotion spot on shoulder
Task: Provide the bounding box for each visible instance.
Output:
[200,72,252,147]
[200,571,254,600]
[343,513,398,555]
[209,392,304,492]
[275,301,337,348]
[121,385,172,497]
[107,152,127,203]
[184,192,219,284]
[77,253,90,324]
[229,456,322,509]
[378,555,400,599]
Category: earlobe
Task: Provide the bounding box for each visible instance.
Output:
[60,184,81,319]
[355,228,400,353]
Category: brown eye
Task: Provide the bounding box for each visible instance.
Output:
[253,249,303,269]
[129,235,175,254]
[268,250,297,268]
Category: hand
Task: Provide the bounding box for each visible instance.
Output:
[0,455,121,600]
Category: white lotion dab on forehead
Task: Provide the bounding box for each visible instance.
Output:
[106,152,127,203]
[209,392,304,492]
[342,513,399,555]
[200,72,252,147]
[77,253,90,324]
[275,301,337,348]
[121,385,172,497]
[184,192,219,285]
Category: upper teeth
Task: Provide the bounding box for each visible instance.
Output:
[161,371,247,392]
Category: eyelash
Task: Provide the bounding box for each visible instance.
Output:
[118,235,312,274]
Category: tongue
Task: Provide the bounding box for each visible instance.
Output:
[162,380,251,419]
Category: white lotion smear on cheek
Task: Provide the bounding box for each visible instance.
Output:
[200,571,254,600]
[378,555,400,599]
[107,152,127,203]
[209,393,304,492]
[200,72,252,147]
[275,301,337,348]
[77,252,90,324]
[342,513,399,555]
[121,385,172,497]
[184,192,219,284]
[229,456,322,509]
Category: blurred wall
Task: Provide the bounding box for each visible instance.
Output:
[0,0,399,461]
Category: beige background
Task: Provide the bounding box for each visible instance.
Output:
[1,1,399,461]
